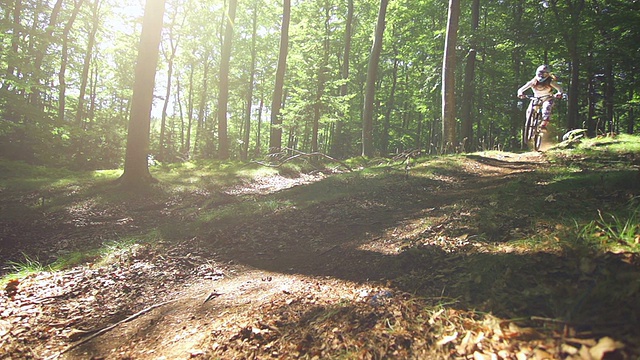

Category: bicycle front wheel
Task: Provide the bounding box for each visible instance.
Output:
[534,128,543,151]
[532,111,543,151]
[523,112,534,148]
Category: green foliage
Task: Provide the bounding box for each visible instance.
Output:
[579,206,640,252]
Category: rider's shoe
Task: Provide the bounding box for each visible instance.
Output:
[540,120,549,133]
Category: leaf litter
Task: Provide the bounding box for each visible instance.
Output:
[1,151,639,359]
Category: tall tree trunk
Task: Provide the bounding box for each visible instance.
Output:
[30,0,64,108]
[269,0,291,153]
[185,63,195,156]
[550,0,584,130]
[442,0,461,152]
[255,92,264,156]
[159,13,183,161]
[381,55,398,156]
[176,76,185,152]
[331,0,353,158]
[160,51,175,161]
[217,0,238,160]
[460,0,479,152]
[5,0,23,87]
[604,56,614,134]
[362,0,388,157]
[241,1,259,161]
[76,0,101,128]
[194,57,210,156]
[119,0,166,187]
[58,0,84,122]
[628,72,635,134]
[311,1,330,154]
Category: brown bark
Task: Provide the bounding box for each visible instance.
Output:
[269,0,291,153]
[119,0,167,188]
[362,0,389,157]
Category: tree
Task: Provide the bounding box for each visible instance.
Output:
[460,0,480,151]
[241,0,260,161]
[76,0,102,128]
[118,0,166,187]
[58,0,84,122]
[159,4,185,161]
[549,0,585,131]
[217,0,238,160]
[362,0,389,157]
[269,0,290,153]
[442,0,460,152]
[330,0,353,158]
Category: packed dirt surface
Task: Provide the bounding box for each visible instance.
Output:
[1,151,639,359]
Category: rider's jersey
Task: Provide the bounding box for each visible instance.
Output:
[517,76,563,97]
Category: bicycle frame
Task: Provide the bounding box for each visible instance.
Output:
[522,95,552,151]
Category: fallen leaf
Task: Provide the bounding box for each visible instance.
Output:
[0,319,11,338]
[437,331,458,346]
[589,337,624,360]
[533,348,552,360]
[66,328,92,341]
[189,349,206,357]
[456,331,473,355]
[429,309,445,325]
[473,351,493,360]
[4,279,20,297]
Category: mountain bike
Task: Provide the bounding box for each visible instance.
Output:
[521,95,553,151]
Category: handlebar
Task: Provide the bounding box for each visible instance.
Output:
[519,94,564,101]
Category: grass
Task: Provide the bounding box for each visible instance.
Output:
[4,253,47,280]
[2,135,640,281]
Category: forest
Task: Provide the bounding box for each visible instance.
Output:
[1,0,639,173]
[2,0,640,357]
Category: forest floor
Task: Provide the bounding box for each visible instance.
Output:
[1,141,640,359]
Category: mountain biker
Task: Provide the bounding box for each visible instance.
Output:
[517,65,564,131]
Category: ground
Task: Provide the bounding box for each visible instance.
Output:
[1,151,638,359]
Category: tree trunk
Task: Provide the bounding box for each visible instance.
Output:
[255,91,264,156]
[119,0,166,188]
[604,56,614,134]
[550,0,584,131]
[5,0,23,86]
[381,55,398,156]
[75,0,101,129]
[362,0,388,157]
[460,0,479,152]
[217,0,237,160]
[442,0,461,152]
[269,0,290,153]
[30,0,64,108]
[628,73,635,134]
[241,1,259,161]
[311,1,330,154]
[58,0,84,122]
[160,12,183,161]
[185,63,195,157]
[194,57,210,156]
[331,0,353,158]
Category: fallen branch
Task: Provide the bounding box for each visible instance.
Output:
[47,298,182,359]
[254,148,353,171]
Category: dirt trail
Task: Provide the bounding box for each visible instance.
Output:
[62,152,546,358]
[3,151,637,359]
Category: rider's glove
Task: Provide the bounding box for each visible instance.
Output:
[555,93,563,99]
[518,94,526,99]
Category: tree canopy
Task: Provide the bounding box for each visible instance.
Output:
[1,0,638,169]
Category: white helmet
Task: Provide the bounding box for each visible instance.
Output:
[536,65,550,81]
